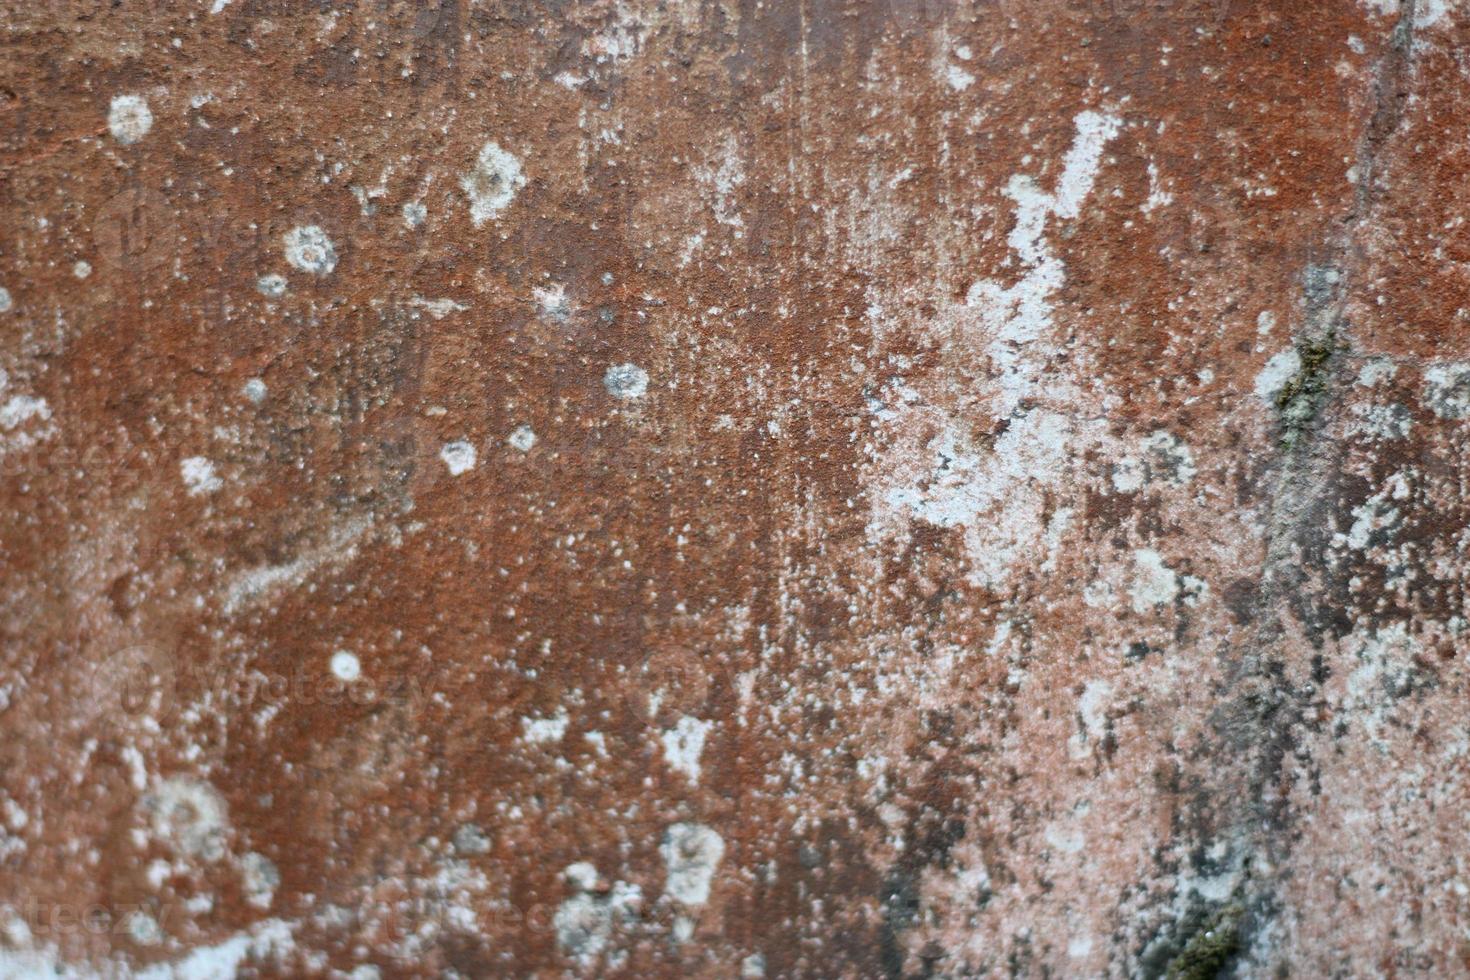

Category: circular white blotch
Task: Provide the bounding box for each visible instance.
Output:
[603,363,649,400]
[125,911,163,947]
[508,424,536,452]
[461,141,525,226]
[330,650,360,681]
[402,201,427,229]
[256,273,287,297]
[282,226,337,275]
[242,378,267,403]
[108,94,153,144]
[440,440,477,475]
[0,288,11,313]
[180,456,222,496]
[73,260,92,280]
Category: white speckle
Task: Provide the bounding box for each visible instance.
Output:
[440,440,477,476]
[661,822,724,906]
[72,260,92,279]
[461,141,526,227]
[1254,348,1301,401]
[1130,549,1179,612]
[453,823,492,855]
[1067,934,1094,959]
[945,63,976,91]
[521,709,569,744]
[330,650,360,681]
[108,94,153,144]
[554,876,641,964]
[143,777,228,861]
[659,716,711,785]
[603,363,649,399]
[282,225,337,275]
[210,0,235,13]
[256,273,288,297]
[242,378,267,403]
[180,456,222,496]
[0,288,12,312]
[508,424,536,452]
[402,201,427,228]
[1256,310,1277,335]
[741,953,767,978]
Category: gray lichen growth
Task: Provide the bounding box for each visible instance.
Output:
[1274,335,1336,448]
[1162,902,1244,980]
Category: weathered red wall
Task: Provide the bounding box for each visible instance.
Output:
[2,1,1467,976]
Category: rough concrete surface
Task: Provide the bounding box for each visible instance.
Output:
[1,0,1468,977]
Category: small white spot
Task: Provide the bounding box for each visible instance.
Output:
[330,650,360,681]
[108,94,153,144]
[0,288,12,312]
[603,363,649,400]
[242,378,267,403]
[180,456,222,496]
[461,141,526,227]
[402,201,427,228]
[282,226,337,275]
[256,273,288,297]
[508,424,536,452]
[72,261,92,280]
[440,440,477,475]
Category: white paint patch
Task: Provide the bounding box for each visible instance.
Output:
[239,852,279,909]
[1415,0,1450,27]
[330,650,360,681]
[0,395,49,431]
[554,869,641,965]
[282,225,337,275]
[73,260,92,279]
[872,408,1087,589]
[439,440,477,475]
[1130,549,1179,612]
[210,0,235,13]
[223,514,371,614]
[242,378,267,403]
[143,777,228,861]
[108,94,153,144]
[659,716,711,785]
[1254,348,1301,401]
[521,709,569,744]
[661,822,724,906]
[0,288,10,312]
[462,141,525,226]
[945,63,976,91]
[180,456,222,496]
[1423,362,1470,419]
[603,363,649,399]
[407,296,468,319]
[402,201,427,228]
[256,273,287,297]
[508,424,536,452]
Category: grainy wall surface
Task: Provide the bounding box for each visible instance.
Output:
[1,0,1468,977]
